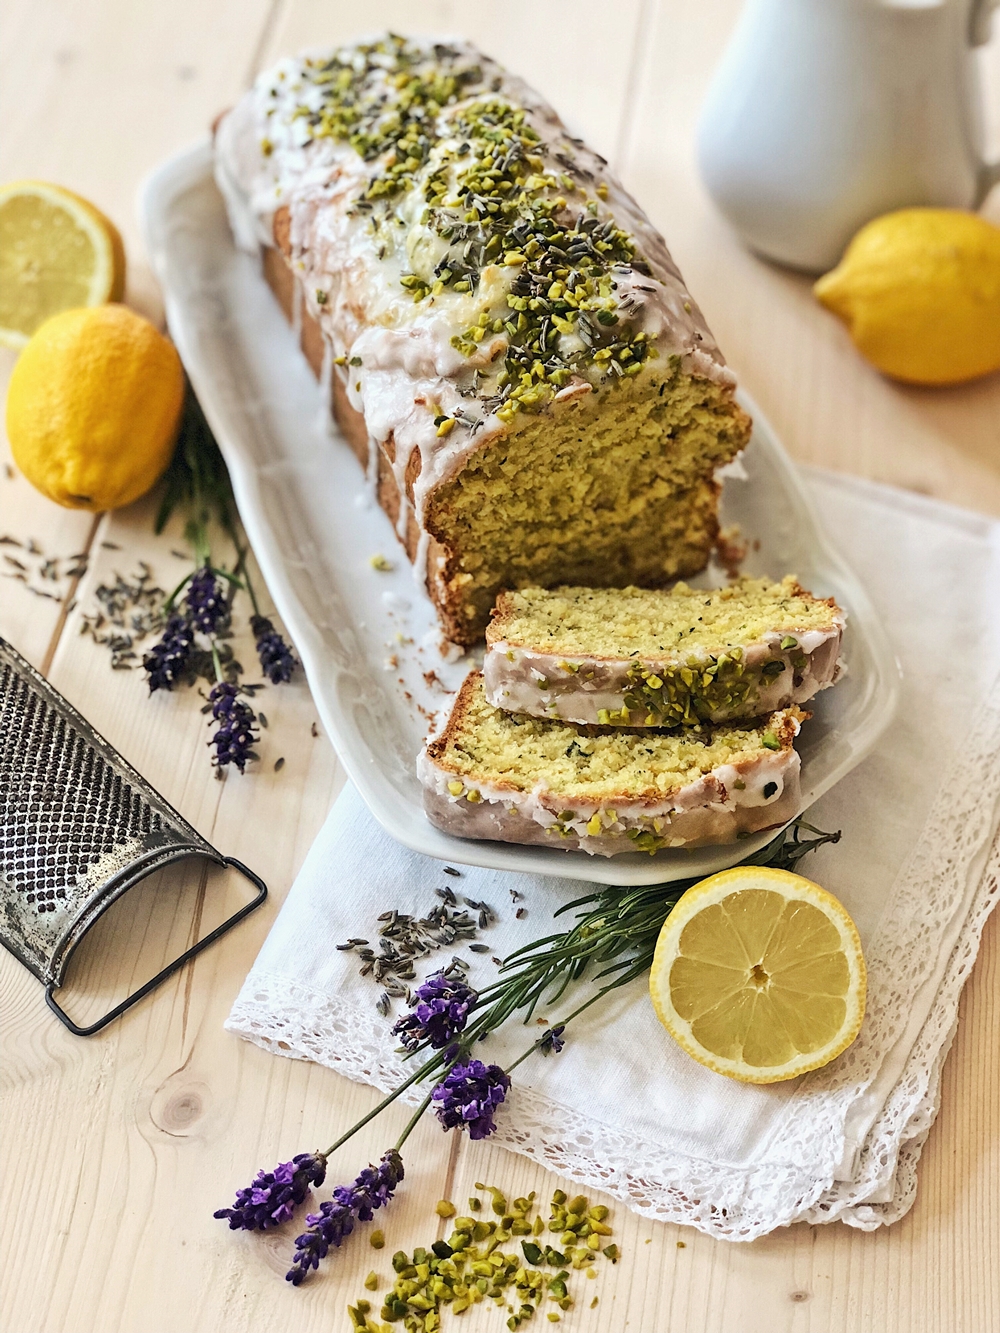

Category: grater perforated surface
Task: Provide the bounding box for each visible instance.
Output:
[0,635,220,986]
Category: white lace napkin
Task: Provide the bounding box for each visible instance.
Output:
[227,470,1000,1239]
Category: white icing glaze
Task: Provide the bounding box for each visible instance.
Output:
[483,619,844,725]
[213,37,738,597]
[417,724,801,855]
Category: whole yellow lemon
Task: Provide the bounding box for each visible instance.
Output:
[6,304,184,510]
[814,208,1000,385]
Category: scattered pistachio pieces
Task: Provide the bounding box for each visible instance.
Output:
[370,1229,385,1249]
[370,554,394,572]
[364,1271,380,1291]
[350,1185,617,1332]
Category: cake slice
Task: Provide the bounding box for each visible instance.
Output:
[419,672,806,855]
[483,576,844,727]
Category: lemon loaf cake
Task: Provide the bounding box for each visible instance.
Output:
[483,576,844,726]
[213,34,752,645]
[419,672,805,855]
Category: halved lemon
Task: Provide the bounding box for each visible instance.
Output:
[650,866,865,1083]
[0,180,126,349]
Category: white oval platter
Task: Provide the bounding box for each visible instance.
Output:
[139,140,900,886]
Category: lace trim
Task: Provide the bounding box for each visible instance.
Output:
[227,674,1000,1239]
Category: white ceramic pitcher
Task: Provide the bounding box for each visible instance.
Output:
[697,0,1000,272]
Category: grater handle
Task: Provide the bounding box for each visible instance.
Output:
[44,857,267,1036]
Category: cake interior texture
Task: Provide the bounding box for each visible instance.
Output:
[427,368,741,636]
[489,576,839,658]
[428,672,800,803]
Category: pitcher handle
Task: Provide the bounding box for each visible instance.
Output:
[971,0,1000,202]
[970,0,999,44]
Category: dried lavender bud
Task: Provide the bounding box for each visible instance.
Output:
[251,613,297,684]
[213,1151,327,1231]
[286,1150,404,1286]
[186,564,227,634]
[208,681,258,772]
[143,613,194,692]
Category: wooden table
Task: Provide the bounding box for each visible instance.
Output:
[2,4,998,1331]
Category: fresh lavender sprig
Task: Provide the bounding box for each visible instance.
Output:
[392,972,477,1052]
[431,1059,510,1140]
[286,1150,404,1286]
[143,613,194,693]
[213,1152,328,1231]
[208,680,258,772]
[186,564,228,634]
[251,613,297,685]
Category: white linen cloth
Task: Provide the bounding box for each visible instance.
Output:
[227,470,1000,1239]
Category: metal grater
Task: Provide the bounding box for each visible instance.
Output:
[0,633,266,1035]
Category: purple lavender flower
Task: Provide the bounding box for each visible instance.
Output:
[143,613,194,693]
[431,1059,510,1140]
[213,1151,327,1231]
[208,681,258,772]
[391,972,478,1051]
[539,1025,565,1055]
[286,1149,404,1286]
[251,614,297,685]
[186,564,228,634]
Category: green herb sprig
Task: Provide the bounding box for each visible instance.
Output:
[303,819,842,1160]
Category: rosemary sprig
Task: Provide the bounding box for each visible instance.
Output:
[321,823,842,1131]
[419,820,842,1056]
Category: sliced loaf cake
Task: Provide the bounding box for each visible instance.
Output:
[419,671,806,855]
[483,576,844,726]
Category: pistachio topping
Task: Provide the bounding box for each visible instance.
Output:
[284,34,657,422]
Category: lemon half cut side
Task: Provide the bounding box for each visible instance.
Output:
[650,866,866,1084]
[0,180,126,349]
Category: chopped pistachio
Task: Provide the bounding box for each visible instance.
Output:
[435,1200,456,1218]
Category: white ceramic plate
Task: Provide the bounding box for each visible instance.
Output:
[139,140,900,886]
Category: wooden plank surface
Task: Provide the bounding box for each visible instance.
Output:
[1,3,999,1332]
